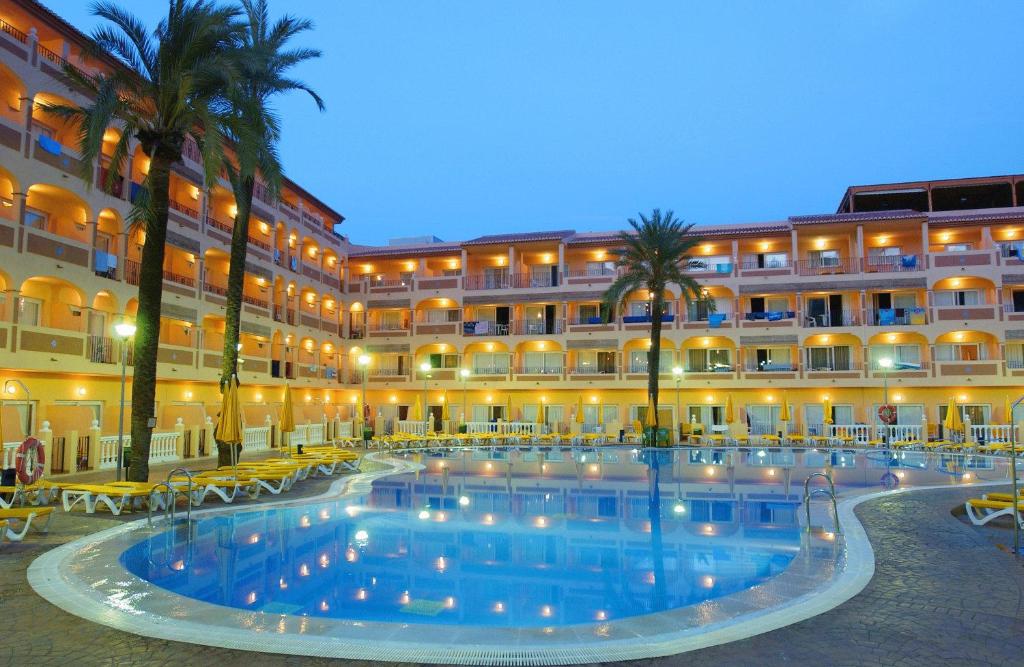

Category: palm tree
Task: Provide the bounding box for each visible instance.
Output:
[215,0,324,466]
[603,210,709,445]
[48,1,241,480]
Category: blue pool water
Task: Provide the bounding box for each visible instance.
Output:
[122,448,806,627]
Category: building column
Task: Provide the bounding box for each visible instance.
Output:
[921,220,930,268]
[790,229,799,275]
[855,224,864,268]
[731,239,739,275]
[557,242,566,283]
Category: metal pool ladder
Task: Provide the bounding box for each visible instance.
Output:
[148,467,195,528]
[803,472,841,536]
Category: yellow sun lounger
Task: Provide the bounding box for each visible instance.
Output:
[61,483,162,515]
[964,498,1024,528]
[169,475,261,505]
[217,467,295,494]
[0,506,54,540]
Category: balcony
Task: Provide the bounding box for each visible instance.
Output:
[1004,303,1024,322]
[169,199,200,220]
[804,362,862,377]
[513,366,564,377]
[564,268,617,285]
[930,247,995,269]
[468,366,509,378]
[567,365,617,376]
[934,358,1000,377]
[796,257,858,277]
[367,321,410,336]
[567,315,614,331]
[96,166,125,198]
[682,311,732,330]
[865,308,926,326]
[163,269,195,289]
[462,320,508,336]
[464,272,558,291]
[743,360,797,374]
[863,255,922,273]
[803,310,858,327]
[621,314,674,330]
[367,278,411,293]
[741,311,795,327]
[739,258,792,277]
[242,294,269,310]
[125,259,140,286]
[204,282,228,297]
[933,303,997,322]
[510,319,564,336]
[206,215,232,236]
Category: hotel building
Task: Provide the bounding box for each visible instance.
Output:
[1,0,1023,473]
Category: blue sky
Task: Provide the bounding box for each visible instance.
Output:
[44,1,1024,244]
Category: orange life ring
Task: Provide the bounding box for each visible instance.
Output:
[15,437,45,484]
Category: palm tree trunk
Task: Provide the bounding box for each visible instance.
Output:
[216,174,254,467]
[127,154,173,482]
[648,294,664,445]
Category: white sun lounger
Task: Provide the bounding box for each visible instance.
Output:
[62,484,163,516]
[0,507,55,541]
[964,498,1024,528]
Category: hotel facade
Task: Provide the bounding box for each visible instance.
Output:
[1,0,1023,472]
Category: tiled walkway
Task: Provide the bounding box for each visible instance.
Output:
[3,476,1023,666]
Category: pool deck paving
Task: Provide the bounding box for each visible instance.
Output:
[1,461,1023,667]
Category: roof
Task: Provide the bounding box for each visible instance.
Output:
[789,210,924,225]
[462,230,576,246]
[347,242,463,260]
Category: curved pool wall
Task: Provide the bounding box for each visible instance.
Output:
[28,447,1015,665]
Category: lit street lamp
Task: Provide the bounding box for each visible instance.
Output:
[878,356,894,447]
[114,321,136,481]
[420,362,432,430]
[460,368,470,424]
[357,354,370,440]
[672,365,683,444]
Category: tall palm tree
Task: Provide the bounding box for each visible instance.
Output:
[215,0,324,466]
[603,210,709,445]
[49,0,241,480]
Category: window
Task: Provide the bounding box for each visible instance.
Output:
[585,261,615,276]
[934,343,983,361]
[805,403,854,432]
[483,267,507,288]
[691,255,730,272]
[868,246,902,267]
[530,264,553,287]
[938,403,989,427]
[872,403,923,426]
[576,349,616,373]
[399,271,414,286]
[18,297,41,327]
[1007,343,1024,369]
[751,347,791,371]
[629,349,673,373]
[424,308,459,323]
[442,268,461,277]
[933,289,981,307]
[628,301,650,317]
[744,252,788,269]
[24,207,48,232]
[869,344,921,369]
[380,310,404,330]
[746,404,791,434]
[686,348,731,372]
[427,353,459,369]
[582,404,617,425]
[472,352,509,374]
[522,351,562,374]
[808,249,840,266]
[687,405,725,429]
[577,303,600,322]
[805,346,852,371]
[945,243,971,252]
[472,405,505,422]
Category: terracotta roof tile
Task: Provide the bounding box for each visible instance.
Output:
[462,230,576,246]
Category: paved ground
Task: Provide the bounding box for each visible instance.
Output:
[2,466,1023,666]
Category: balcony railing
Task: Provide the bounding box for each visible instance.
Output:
[36,43,89,80]
[742,311,795,322]
[567,315,608,326]
[564,268,617,279]
[369,367,408,378]
[869,360,929,372]
[744,360,797,372]
[684,363,733,373]
[206,215,232,234]
[510,319,564,335]
[169,199,199,219]
[740,258,792,271]
[627,362,675,374]
[462,320,509,336]
[568,366,617,375]
[796,257,858,276]
[866,308,926,326]
[0,17,27,43]
[97,166,124,198]
[163,269,195,288]
[621,313,674,324]
[513,366,564,375]
[242,294,268,309]
[368,321,409,332]
[367,278,411,289]
[470,366,510,376]
[248,236,272,252]
[125,259,141,286]
[803,310,858,327]
[204,282,228,297]
[863,255,922,272]
[87,335,116,364]
[804,361,862,373]
[464,273,558,290]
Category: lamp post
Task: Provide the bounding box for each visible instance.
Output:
[357,354,370,440]
[420,362,432,431]
[114,322,136,481]
[672,365,683,445]
[460,368,470,424]
[878,356,893,447]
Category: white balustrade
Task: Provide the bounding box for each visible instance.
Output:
[828,424,872,445]
[97,435,126,469]
[243,426,271,452]
[464,421,543,435]
[396,420,428,435]
[149,432,179,463]
[337,421,353,438]
[885,424,923,443]
[307,422,325,445]
[2,442,18,469]
[970,424,1016,444]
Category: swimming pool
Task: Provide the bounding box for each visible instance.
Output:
[30,446,1014,664]
[120,449,802,627]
